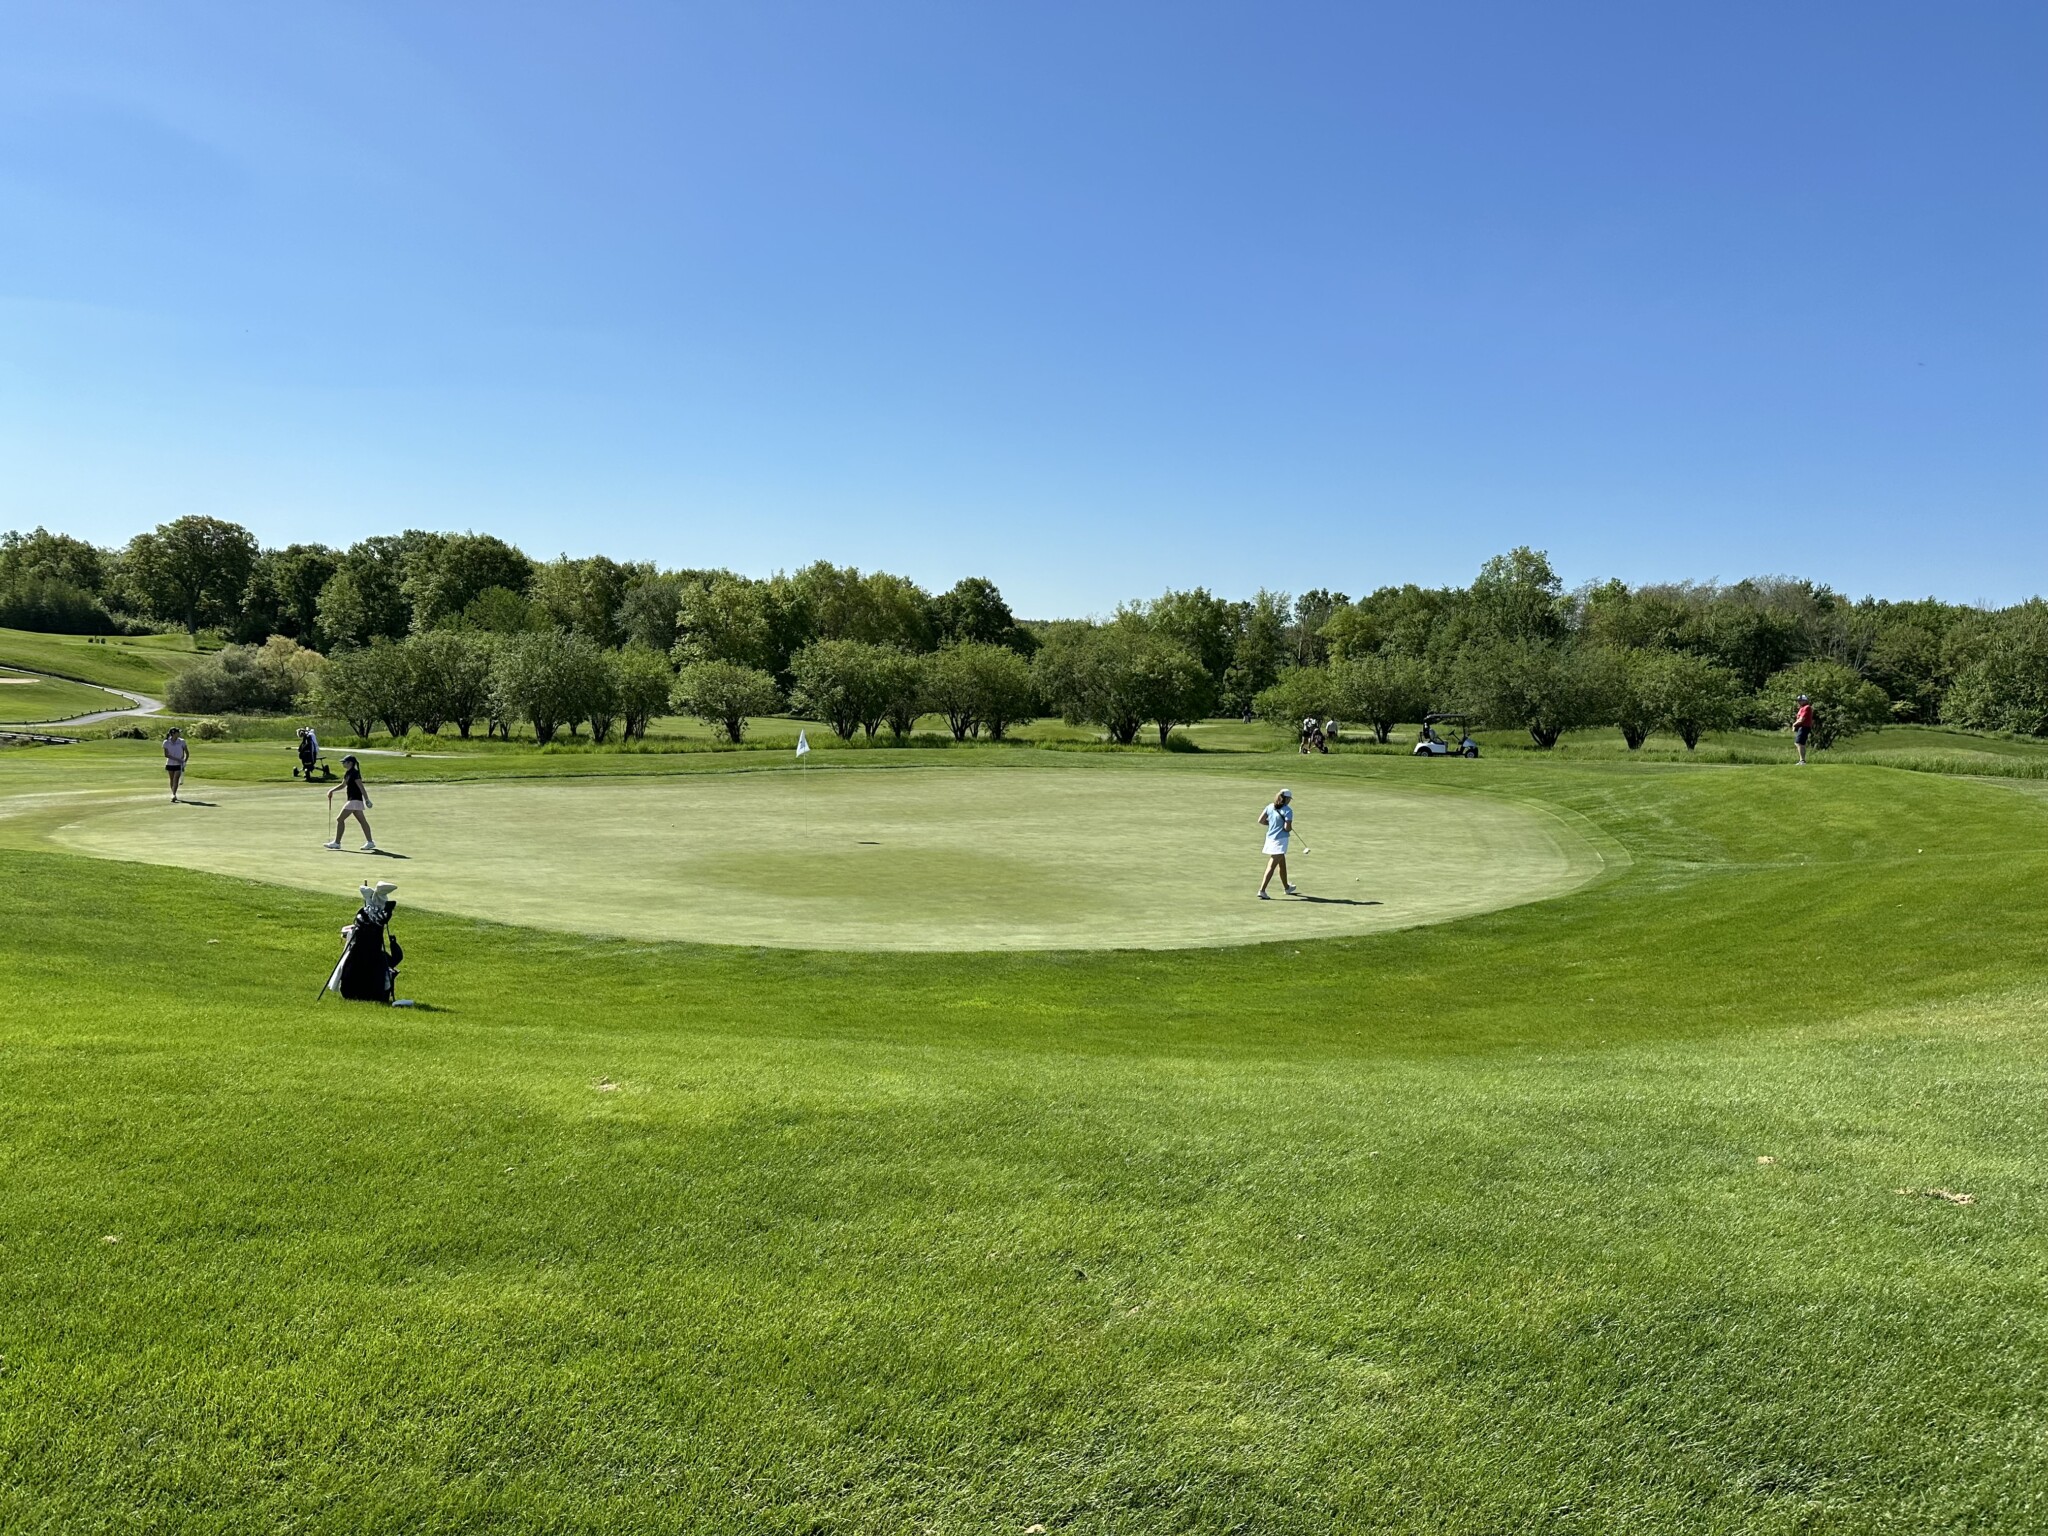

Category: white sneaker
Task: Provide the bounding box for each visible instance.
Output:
[361,842,377,852]
[1257,890,1272,900]
[324,840,341,850]
[1285,884,1300,895]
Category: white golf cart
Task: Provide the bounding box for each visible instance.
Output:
[1412,713,1479,758]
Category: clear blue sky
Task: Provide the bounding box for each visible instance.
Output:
[3,2,2042,615]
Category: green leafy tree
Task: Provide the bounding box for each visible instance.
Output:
[1130,634,1213,746]
[790,638,893,741]
[403,533,534,632]
[1322,584,1463,662]
[584,649,623,743]
[461,585,542,634]
[311,648,380,739]
[121,517,259,633]
[492,630,605,745]
[404,629,494,738]
[528,554,630,647]
[1455,638,1609,749]
[925,641,1038,741]
[674,574,782,672]
[1592,648,1660,750]
[239,544,340,644]
[1253,666,1336,732]
[873,649,928,741]
[792,563,934,651]
[1941,601,2048,735]
[614,644,676,740]
[1639,650,1740,749]
[617,571,697,654]
[1,527,110,594]
[359,640,418,738]
[1291,589,1349,668]
[317,537,412,646]
[1328,652,1433,742]
[671,660,781,743]
[1758,661,1890,750]
[931,577,1034,654]
[1223,589,1291,711]
[1469,548,1566,644]
[1033,624,1200,746]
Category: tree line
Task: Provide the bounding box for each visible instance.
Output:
[10,519,2048,744]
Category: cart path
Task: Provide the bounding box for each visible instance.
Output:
[0,665,165,727]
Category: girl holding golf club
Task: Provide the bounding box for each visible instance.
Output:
[1257,787,1297,899]
[325,755,377,852]
[162,726,188,803]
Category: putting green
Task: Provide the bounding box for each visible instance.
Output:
[48,762,1606,950]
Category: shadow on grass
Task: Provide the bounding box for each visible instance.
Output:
[1293,895,1382,907]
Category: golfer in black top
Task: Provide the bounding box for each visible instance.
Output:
[326,756,377,852]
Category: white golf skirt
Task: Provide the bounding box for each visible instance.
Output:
[1263,836,1289,857]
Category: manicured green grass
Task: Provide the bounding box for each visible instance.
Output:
[0,667,128,722]
[3,741,2047,1531]
[35,756,1603,950]
[0,626,201,695]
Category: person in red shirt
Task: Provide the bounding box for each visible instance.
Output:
[1792,694,1816,765]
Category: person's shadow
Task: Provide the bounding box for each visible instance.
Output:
[176,799,218,808]
[1293,895,1381,907]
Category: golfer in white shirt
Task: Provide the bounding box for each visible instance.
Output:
[1257,788,1297,899]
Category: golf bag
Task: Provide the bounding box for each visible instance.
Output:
[327,882,403,1003]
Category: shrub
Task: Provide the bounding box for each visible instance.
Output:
[1941,601,2048,736]
[790,639,893,741]
[1326,653,1432,742]
[672,661,781,743]
[873,649,928,741]
[614,645,675,740]
[1452,640,1610,749]
[165,638,324,715]
[1640,651,1741,749]
[924,642,1037,741]
[1254,667,1336,733]
[1033,625,1203,746]
[404,629,494,738]
[312,648,380,739]
[586,649,622,744]
[492,630,606,745]
[188,718,230,741]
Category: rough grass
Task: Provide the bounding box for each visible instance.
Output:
[3,743,2047,1532]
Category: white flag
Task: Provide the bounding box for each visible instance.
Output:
[795,731,810,757]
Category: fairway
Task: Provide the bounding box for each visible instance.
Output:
[49,760,1604,949]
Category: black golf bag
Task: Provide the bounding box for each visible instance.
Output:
[330,899,403,1003]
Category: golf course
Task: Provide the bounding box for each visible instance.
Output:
[4,728,2046,1532]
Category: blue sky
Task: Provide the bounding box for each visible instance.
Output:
[2,2,2042,615]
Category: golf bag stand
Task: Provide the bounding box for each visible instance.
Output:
[324,882,403,1003]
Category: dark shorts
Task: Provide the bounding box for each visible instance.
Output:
[1793,726,1810,745]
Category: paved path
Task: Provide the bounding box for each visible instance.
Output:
[0,666,165,728]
